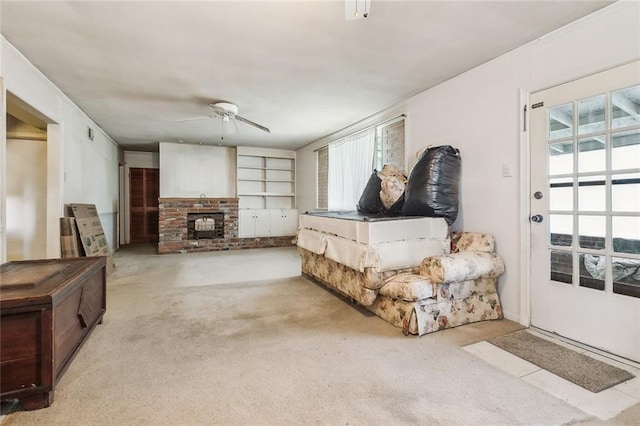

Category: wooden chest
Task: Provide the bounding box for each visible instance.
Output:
[0,257,106,410]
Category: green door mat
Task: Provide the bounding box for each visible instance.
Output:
[488,330,635,393]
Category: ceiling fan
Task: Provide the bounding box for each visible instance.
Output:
[177,102,271,135]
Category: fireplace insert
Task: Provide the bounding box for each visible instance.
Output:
[187,212,224,240]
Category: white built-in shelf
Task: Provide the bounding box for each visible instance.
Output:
[236,146,296,211]
[238,192,296,197]
[237,179,295,183]
[238,166,294,171]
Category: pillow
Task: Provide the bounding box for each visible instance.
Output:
[377,165,407,216]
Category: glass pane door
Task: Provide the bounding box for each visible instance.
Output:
[547,85,640,299]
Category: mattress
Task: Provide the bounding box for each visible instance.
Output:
[298,212,450,272]
[299,211,449,245]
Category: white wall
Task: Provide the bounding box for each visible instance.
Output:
[295,2,640,322]
[6,138,47,260]
[123,151,159,244]
[159,142,236,198]
[1,36,120,260]
[125,151,159,169]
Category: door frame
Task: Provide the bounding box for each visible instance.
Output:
[1,88,62,261]
[520,61,640,346]
[519,89,532,326]
[46,123,62,258]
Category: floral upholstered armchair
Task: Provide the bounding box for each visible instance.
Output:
[370,231,505,335]
[419,231,505,301]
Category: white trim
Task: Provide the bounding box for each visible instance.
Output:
[531,327,640,370]
[237,146,295,159]
[0,77,6,263]
[119,165,125,246]
[519,89,532,326]
[46,123,63,258]
[122,151,159,244]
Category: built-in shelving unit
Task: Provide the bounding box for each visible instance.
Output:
[237,147,296,209]
[236,147,298,237]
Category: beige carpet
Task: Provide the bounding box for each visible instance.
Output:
[2,246,602,425]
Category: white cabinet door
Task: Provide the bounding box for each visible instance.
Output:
[282,209,299,236]
[253,210,271,237]
[267,209,298,236]
[238,210,255,238]
[239,208,297,237]
[269,209,284,236]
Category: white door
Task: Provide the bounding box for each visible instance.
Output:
[530,61,640,362]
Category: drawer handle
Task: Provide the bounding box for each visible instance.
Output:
[77,286,96,328]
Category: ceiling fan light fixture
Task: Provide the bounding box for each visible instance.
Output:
[346,0,370,20]
[210,102,239,116]
[179,101,270,134]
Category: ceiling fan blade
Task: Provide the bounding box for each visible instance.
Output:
[176,115,213,122]
[235,115,271,133]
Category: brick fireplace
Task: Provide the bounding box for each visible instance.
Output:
[158,198,293,254]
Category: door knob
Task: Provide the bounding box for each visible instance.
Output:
[531,214,544,223]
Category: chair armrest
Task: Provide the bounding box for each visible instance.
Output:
[419,251,505,285]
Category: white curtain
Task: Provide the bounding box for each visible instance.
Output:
[328,128,376,210]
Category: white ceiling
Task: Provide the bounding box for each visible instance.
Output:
[1,1,613,152]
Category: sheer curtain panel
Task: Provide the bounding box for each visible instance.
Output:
[327,128,376,210]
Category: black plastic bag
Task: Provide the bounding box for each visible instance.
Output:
[356,171,384,214]
[401,145,461,224]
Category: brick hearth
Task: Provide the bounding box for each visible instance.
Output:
[158,198,294,254]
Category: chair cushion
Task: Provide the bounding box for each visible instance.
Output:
[451,232,495,253]
[378,273,435,302]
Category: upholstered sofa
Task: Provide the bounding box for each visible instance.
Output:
[298,222,505,336]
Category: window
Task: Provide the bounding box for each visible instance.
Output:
[316,146,329,209]
[375,118,405,172]
[316,117,405,210]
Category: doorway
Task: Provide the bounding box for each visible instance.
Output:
[529,61,640,362]
[129,167,159,243]
[5,96,49,260]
